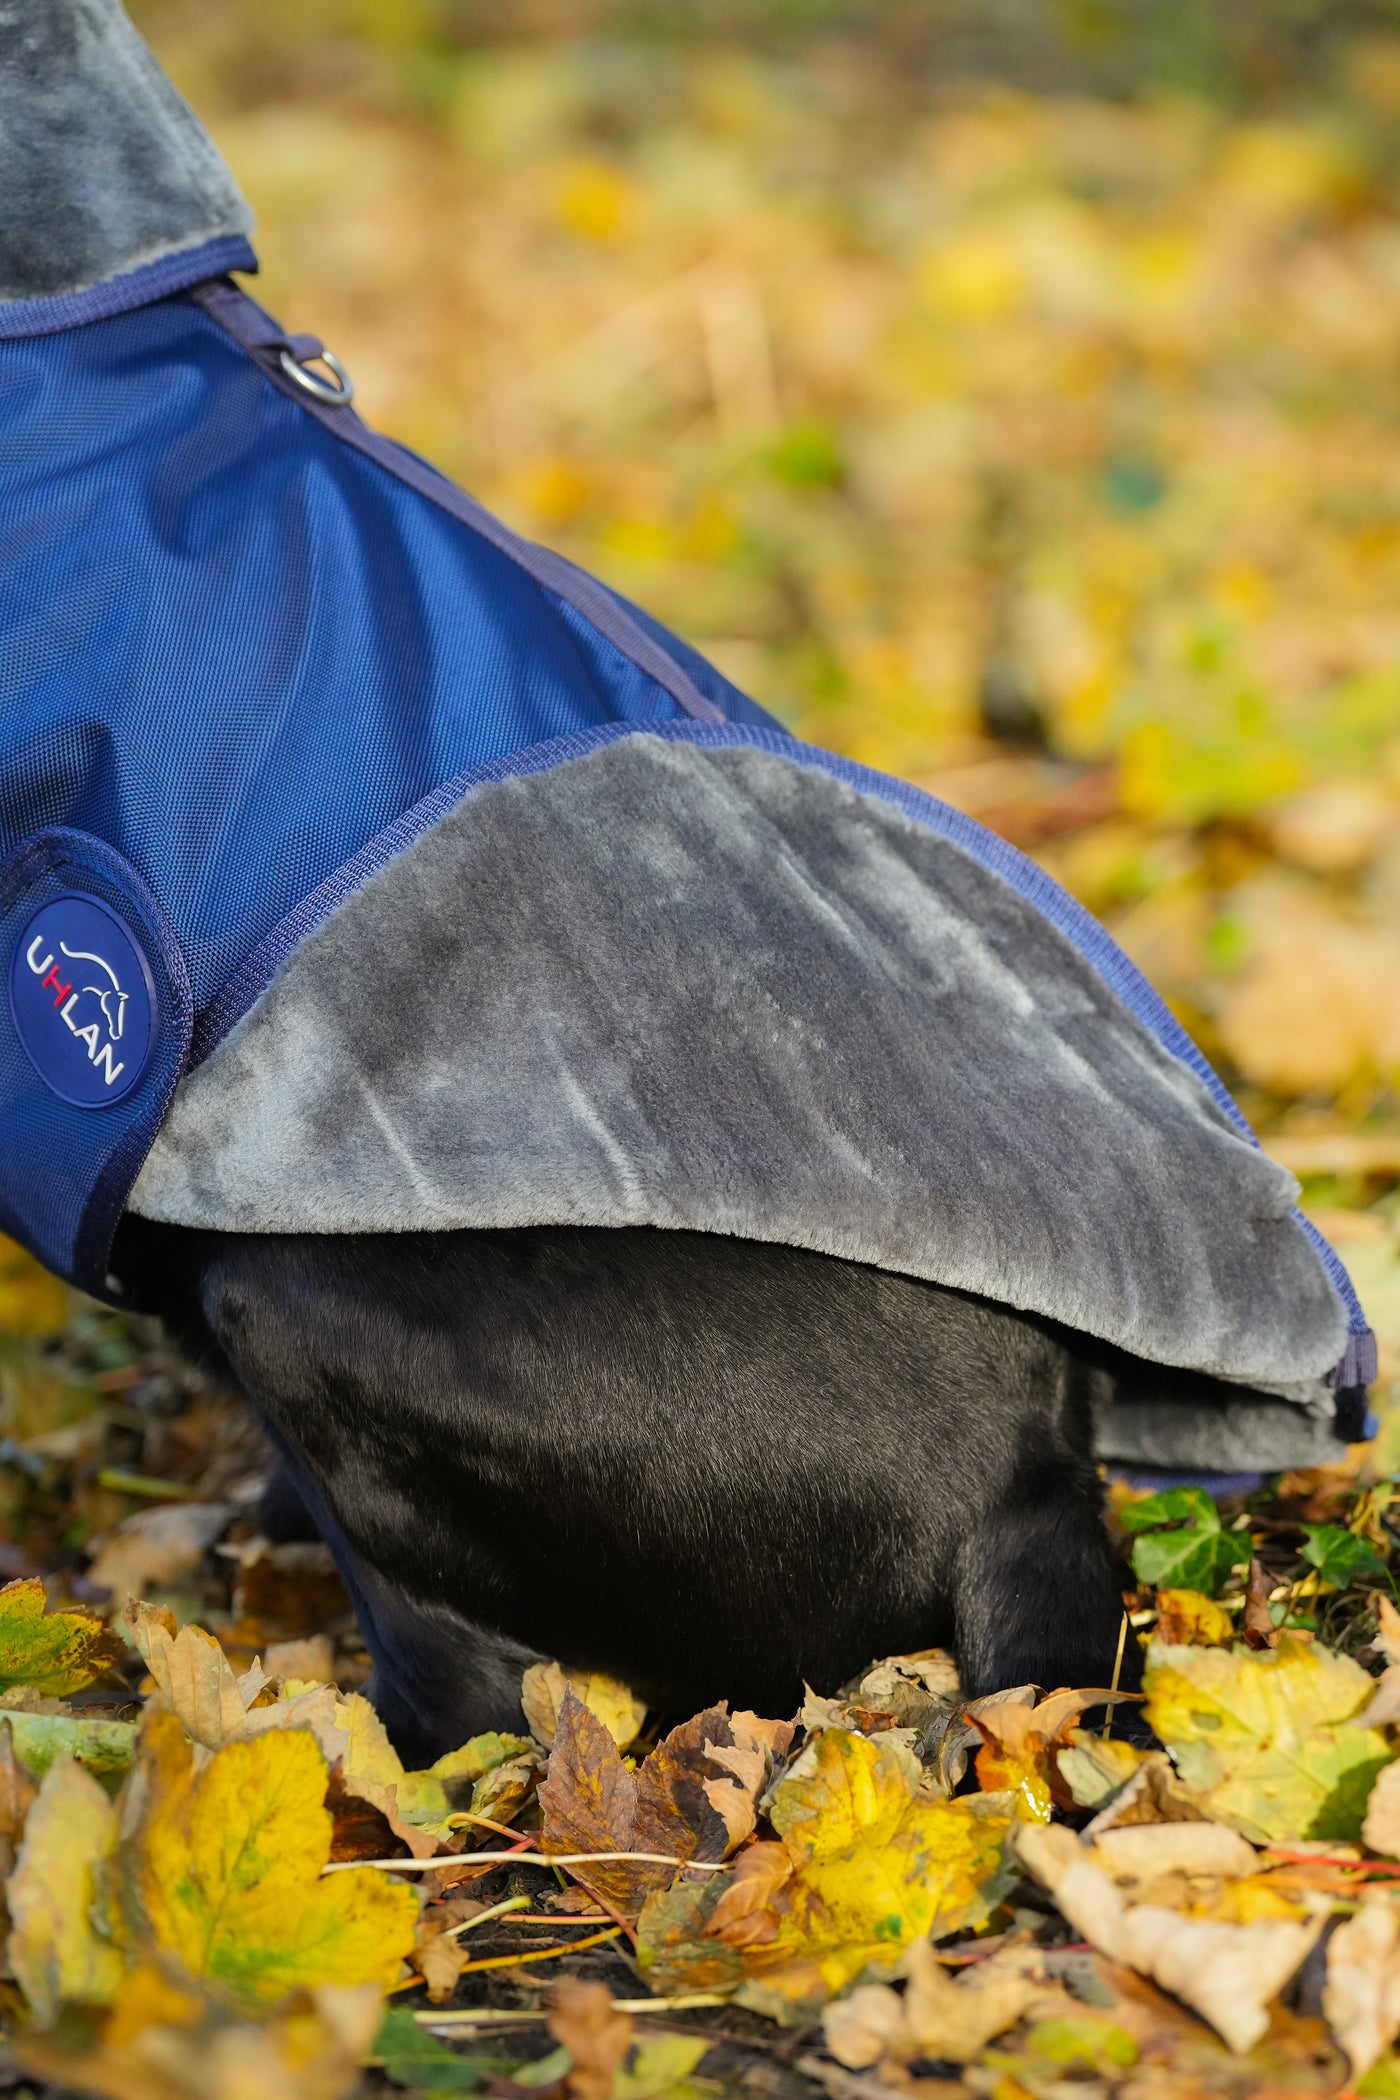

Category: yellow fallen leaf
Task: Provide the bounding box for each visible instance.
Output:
[638,1727,1011,2018]
[123,1711,418,2009]
[0,1236,68,1338]
[1015,1822,1321,2053]
[124,1602,264,1749]
[332,1689,532,1856]
[1144,1635,1393,1841]
[969,1686,1128,1822]
[1323,1885,1400,2080]
[522,1660,648,1750]
[125,1601,346,1763]
[0,1577,124,1696]
[17,1971,382,2100]
[1153,1590,1235,1647]
[6,1754,124,2024]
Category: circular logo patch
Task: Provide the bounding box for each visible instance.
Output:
[8,893,157,1109]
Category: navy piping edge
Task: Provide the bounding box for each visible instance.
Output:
[185,277,726,728]
[0,237,259,342]
[188,714,1372,1376]
[0,828,194,1300]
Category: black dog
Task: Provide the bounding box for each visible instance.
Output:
[104,1212,1250,1764]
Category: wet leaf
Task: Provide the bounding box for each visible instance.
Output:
[0,1576,124,1695]
[1144,1635,1395,1841]
[123,1711,419,2008]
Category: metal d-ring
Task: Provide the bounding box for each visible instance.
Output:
[277,345,355,407]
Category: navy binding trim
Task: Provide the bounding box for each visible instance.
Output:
[0,237,259,343]
[187,277,726,729]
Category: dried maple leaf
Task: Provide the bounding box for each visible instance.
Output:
[1015,1822,1322,2054]
[120,1710,418,2009]
[0,1577,124,1696]
[638,1726,1012,2019]
[124,1600,342,1761]
[1144,1634,1394,1842]
[523,1661,648,1750]
[6,1753,124,2025]
[823,1938,1040,2068]
[702,1711,795,1852]
[1322,1885,1400,2080]
[550,1977,635,2100]
[1366,1759,1400,1857]
[538,1690,736,1914]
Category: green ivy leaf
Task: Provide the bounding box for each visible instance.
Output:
[373,2007,490,2092]
[1119,1486,1219,1537]
[1300,1524,1387,1590]
[1122,1487,1249,1597]
[1131,1525,1251,1596]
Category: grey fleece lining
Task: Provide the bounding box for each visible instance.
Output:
[132,736,1347,1440]
[0,0,251,301]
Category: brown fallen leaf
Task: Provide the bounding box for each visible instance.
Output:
[823,1939,1040,2069]
[701,1711,795,1852]
[1323,1885,1400,2081]
[538,1690,744,1914]
[1365,1759,1400,1858]
[1015,1822,1321,2053]
[550,1977,635,2100]
[86,1504,233,1604]
[262,1636,336,1684]
[1244,1559,1278,1650]
[1079,1749,1211,1835]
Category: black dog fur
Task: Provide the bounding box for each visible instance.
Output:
[99,1214,1244,1763]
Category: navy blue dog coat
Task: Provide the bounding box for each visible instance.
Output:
[0,0,1376,1478]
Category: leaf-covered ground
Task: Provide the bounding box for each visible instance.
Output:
[13,4,1400,2094]
[7,1243,1400,2100]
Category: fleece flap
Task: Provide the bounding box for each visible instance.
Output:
[131,734,1346,1407]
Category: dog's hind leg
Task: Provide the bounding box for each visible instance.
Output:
[255,1423,543,1765]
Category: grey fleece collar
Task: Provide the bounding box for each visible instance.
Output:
[0,0,251,301]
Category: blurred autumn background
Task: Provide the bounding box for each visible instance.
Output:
[14,0,1400,1529]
